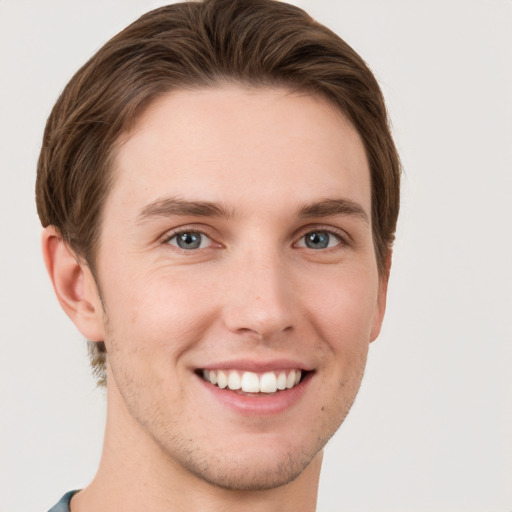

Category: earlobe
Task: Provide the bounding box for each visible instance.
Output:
[370,248,392,342]
[42,226,105,342]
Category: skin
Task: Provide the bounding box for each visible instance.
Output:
[43,85,390,512]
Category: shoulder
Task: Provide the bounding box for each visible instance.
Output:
[47,491,79,512]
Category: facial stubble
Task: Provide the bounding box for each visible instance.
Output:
[102,311,368,493]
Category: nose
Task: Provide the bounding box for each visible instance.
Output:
[221,249,295,341]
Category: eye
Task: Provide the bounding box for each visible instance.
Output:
[296,230,342,250]
[167,231,212,250]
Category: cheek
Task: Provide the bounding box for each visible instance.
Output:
[101,266,218,360]
[308,267,380,347]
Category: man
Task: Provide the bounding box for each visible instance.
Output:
[37,0,400,510]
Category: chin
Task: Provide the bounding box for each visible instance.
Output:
[177,445,320,491]
[159,419,341,492]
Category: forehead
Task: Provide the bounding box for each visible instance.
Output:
[108,85,370,217]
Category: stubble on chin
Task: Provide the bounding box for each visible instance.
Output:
[103,312,369,494]
[147,372,365,493]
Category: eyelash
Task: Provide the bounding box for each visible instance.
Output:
[161,225,350,252]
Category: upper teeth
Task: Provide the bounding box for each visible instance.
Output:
[202,369,302,393]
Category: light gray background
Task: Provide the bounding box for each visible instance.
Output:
[1,1,511,511]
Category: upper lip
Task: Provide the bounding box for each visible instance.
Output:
[198,358,313,373]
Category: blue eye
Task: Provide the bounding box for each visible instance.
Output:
[298,231,341,250]
[168,231,211,250]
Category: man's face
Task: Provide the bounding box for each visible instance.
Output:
[90,85,387,490]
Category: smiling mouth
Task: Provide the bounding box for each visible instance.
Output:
[198,369,306,394]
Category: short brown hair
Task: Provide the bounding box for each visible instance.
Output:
[36,0,400,384]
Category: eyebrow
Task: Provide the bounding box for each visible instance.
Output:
[137,196,233,222]
[137,196,369,224]
[298,198,369,223]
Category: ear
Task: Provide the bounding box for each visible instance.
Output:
[370,247,392,342]
[42,226,105,342]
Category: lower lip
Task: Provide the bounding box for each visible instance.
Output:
[197,373,312,416]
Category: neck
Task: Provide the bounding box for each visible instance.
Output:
[71,382,323,512]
